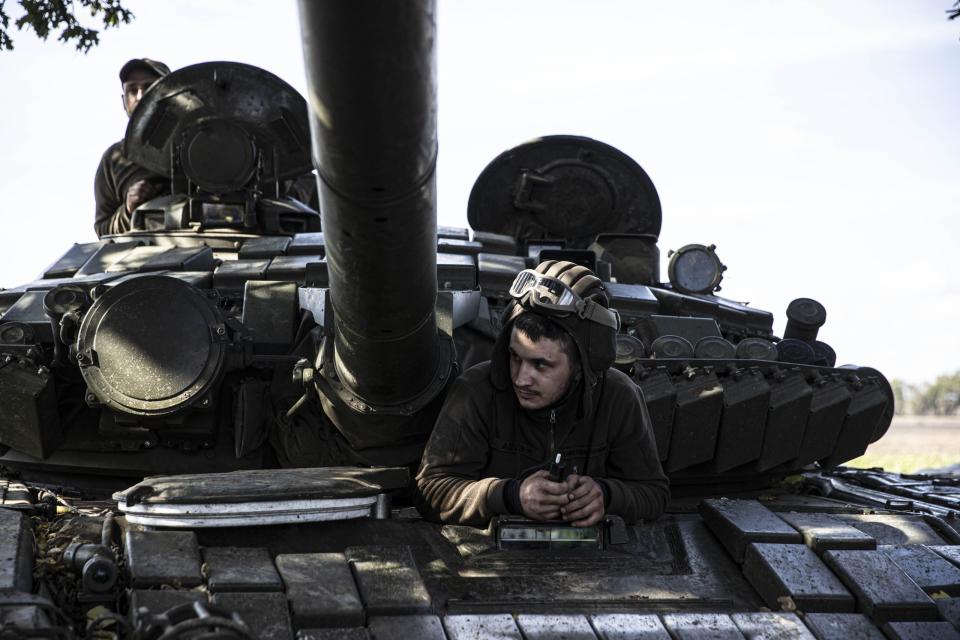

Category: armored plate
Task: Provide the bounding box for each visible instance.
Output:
[75,274,227,416]
[125,61,312,190]
[468,135,662,247]
[112,468,396,527]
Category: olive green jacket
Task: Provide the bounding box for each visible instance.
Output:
[94,141,165,238]
[415,362,669,527]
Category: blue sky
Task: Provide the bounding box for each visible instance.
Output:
[0,1,957,384]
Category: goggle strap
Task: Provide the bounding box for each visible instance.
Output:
[579,299,621,330]
[509,269,620,330]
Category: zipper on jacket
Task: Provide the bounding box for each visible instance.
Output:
[548,409,556,458]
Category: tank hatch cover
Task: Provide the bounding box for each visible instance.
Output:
[113,467,404,527]
[468,135,661,248]
[75,275,226,416]
[125,61,312,188]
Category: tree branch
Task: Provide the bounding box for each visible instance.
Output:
[2,0,133,52]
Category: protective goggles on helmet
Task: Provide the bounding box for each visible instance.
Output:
[508,269,621,330]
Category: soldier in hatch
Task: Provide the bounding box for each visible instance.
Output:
[93,58,171,238]
[416,260,669,528]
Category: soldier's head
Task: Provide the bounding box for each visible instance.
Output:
[509,312,579,410]
[505,260,620,410]
[119,58,170,117]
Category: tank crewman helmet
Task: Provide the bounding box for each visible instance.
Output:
[509,266,620,330]
[506,260,620,373]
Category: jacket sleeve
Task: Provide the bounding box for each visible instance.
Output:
[414,375,511,527]
[598,376,670,524]
[94,144,131,238]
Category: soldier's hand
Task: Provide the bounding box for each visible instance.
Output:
[125,179,158,214]
[519,469,569,521]
[560,474,605,527]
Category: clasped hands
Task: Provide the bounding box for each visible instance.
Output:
[126,179,160,214]
[519,469,604,527]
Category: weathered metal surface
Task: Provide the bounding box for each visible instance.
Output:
[297,629,371,640]
[936,597,960,629]
[879,621,960,640]
[275,553,364,628]
[743,543,855,612]
[0,361,60,459]
[881,544,960,596]
[442,614,523,640]
[296,627,370,640]
[636,369,677,461]
[367,615,447,640]
[346,546,432,616]
[666,371,725,472]
[661,613,745,639]
[41,241,109,279]
[712,370,769,471]
[203,546,283,592]
[730,612,816,639]
[802,613,885,640]
[933,546,960,569]
[823,550,939,623]
[515,614,598,640]
[116,468,383,527]
[212,259,271,293]
[590,614,671,640]
[757,372,812,471]
[822,384,892,467]
[287,232,326,256]
[124,530,202,588]
[211,592,293,640]
[779,513,877,555]
[239,236,293,259]
[833,515,947,547]
[699,499,802,562]
[833,471,960,514]
[0,508,32,592]
[146,246,217,272]
[794,380,852,467]
[807,474,960,520]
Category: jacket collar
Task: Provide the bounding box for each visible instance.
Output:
[519,377,584,424]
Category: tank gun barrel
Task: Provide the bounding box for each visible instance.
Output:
[298,0,441,408]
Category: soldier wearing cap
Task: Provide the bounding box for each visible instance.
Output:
[416,260,669,528]
[93,58,171,237]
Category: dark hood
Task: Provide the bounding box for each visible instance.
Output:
[489,305,604,421]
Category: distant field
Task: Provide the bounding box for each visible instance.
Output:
[847,415,960,474]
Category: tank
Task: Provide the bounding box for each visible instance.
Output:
[0,2,958,638]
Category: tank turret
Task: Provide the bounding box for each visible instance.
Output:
[0,4,892,487]
[0,3,955,639]
[462,134,894,482]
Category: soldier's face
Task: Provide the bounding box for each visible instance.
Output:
[509,327,574,411]
[122,69,161,117]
